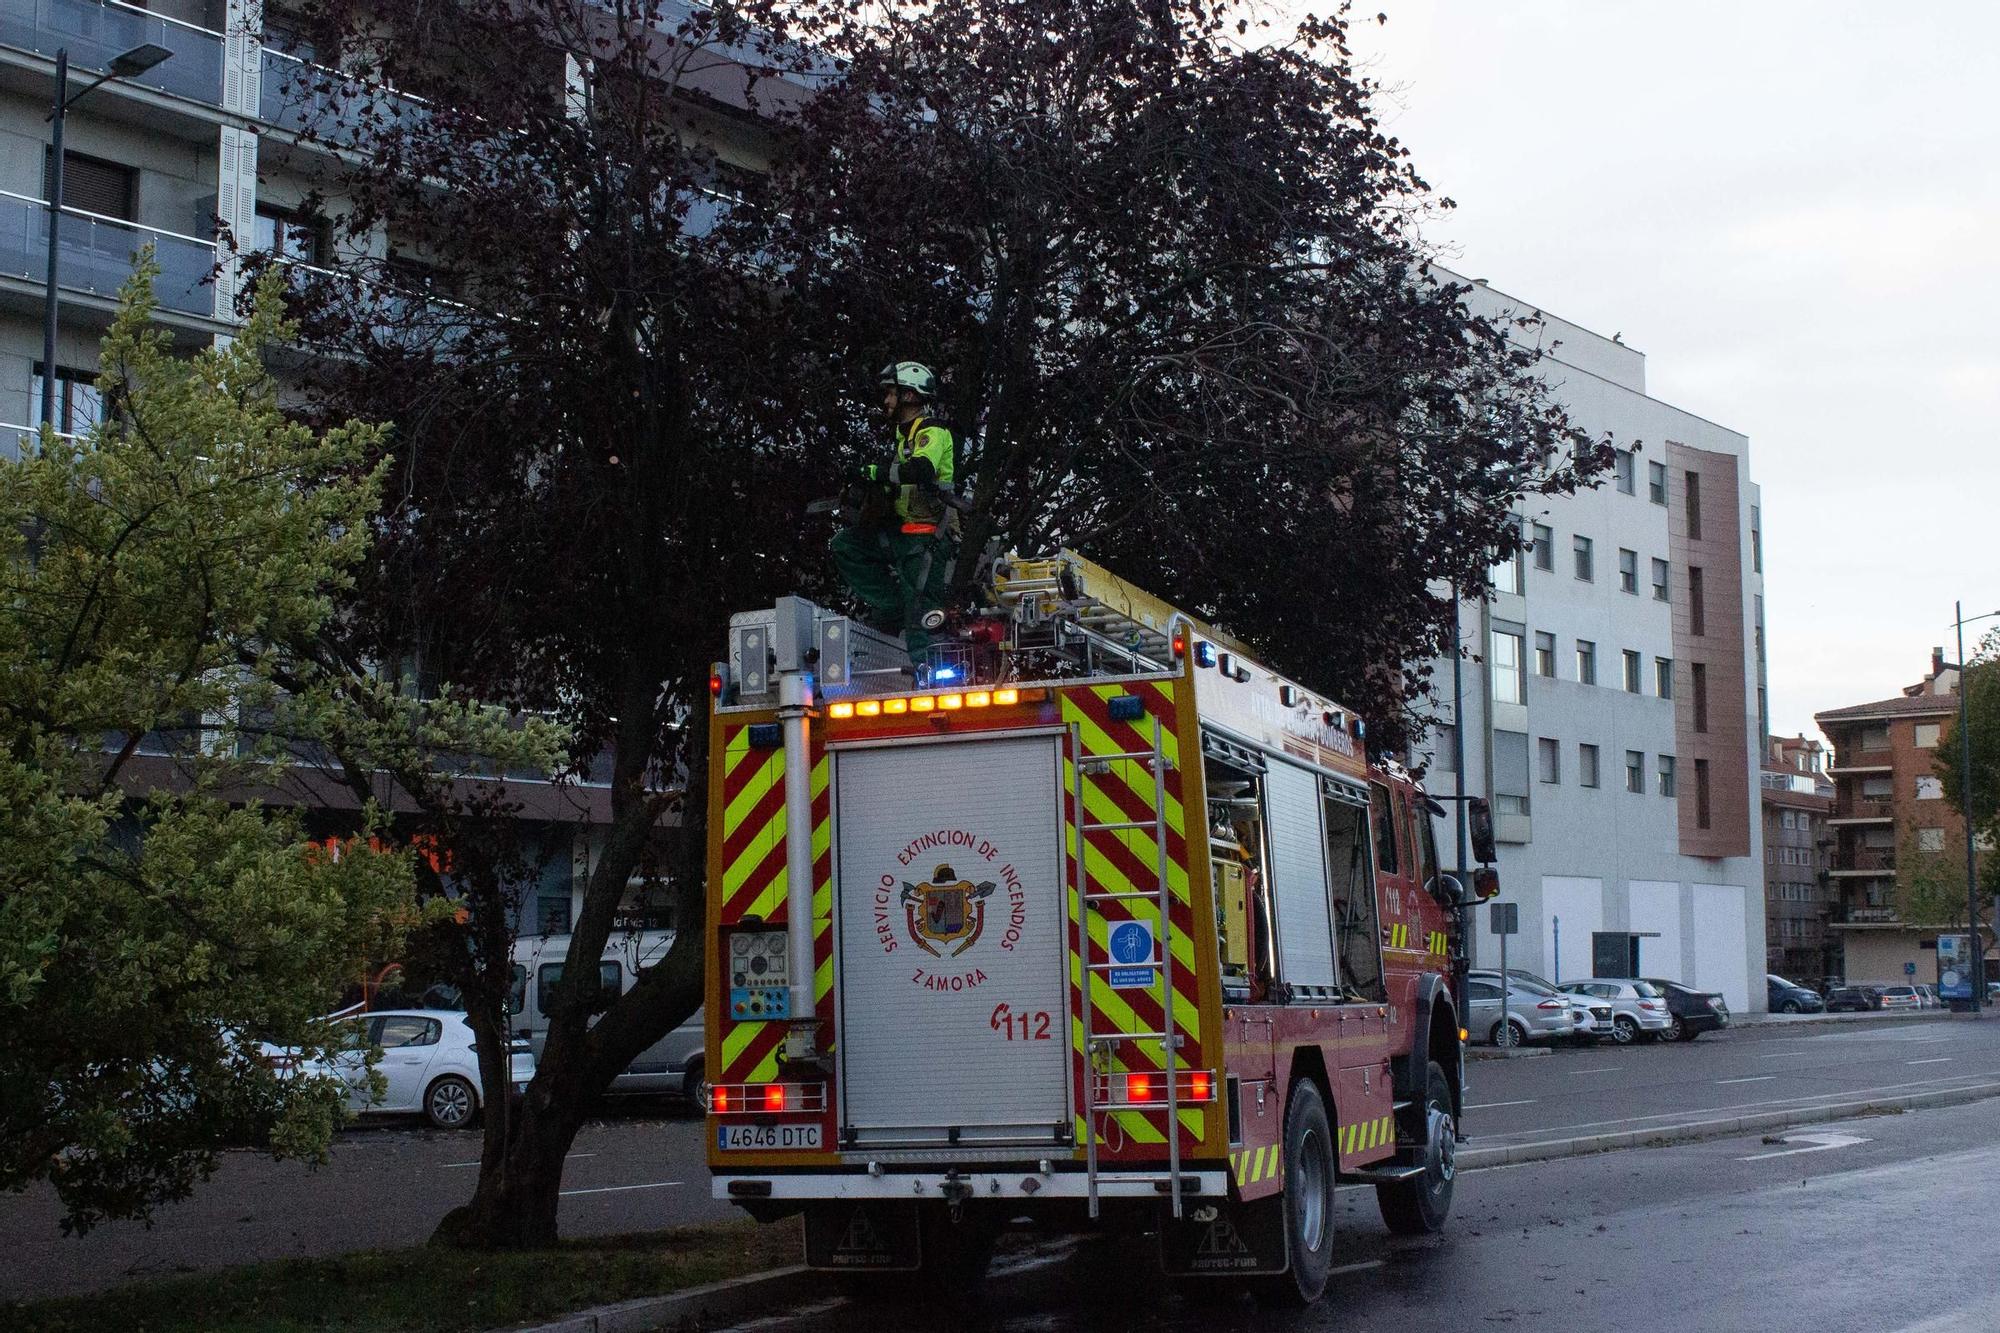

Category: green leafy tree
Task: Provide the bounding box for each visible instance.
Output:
[0,265,472,1233]
[1938,627,2000,854]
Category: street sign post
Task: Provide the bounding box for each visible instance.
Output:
[1491,902,1520,1047]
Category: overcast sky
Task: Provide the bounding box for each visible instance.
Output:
[1314,2,2000,742]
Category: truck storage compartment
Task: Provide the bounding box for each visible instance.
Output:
[834,733,1070,1147]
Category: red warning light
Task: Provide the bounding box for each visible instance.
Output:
[1125,1073,1153,1102]
[712,1086,731,1112]
[1188,1071,1212,1101]
[762,1084,788,1112]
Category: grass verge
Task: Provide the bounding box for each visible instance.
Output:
[1,1217,802,1333]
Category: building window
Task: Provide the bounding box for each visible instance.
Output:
[44,148,136,220]
[1655,656,1674,699]
[1430,724,1457,772]
[1618,548,1638,594]
[1780,810,1795,831]
[1573,535,1594,581]
[1490,629,1525,706]
[1916,775,1944,801]
[1750,504,1762,573]
[1651,557,1670,603]
[1694,758,1711,828]
[1538,737,1561,784]
[1914,723,1941,749]
[1685,470,1703,539]
[1625,750,1644,794]
[253,203,327,265]
[1688,566,1706,636]
[1491,544,1523,596]
[1917,827,1946,852]
[1648,460,1667,505]
[1658,754,1676,797]
[1623,649,1641,693]
[1614,450,1635,494]
[1860,775,1893,799]
[1531,522,1553,571]
[1692,662,1709,733]
[1579,743,1600,788]
[1534,630,1555,678]
[29,363,103,435]
[1857,724,1890,751]
[1576,640,1597,686]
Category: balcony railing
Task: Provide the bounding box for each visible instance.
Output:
[1832,798,1894,821]
[259,46,429,141]
[0,190,215,317]
[1833,848,1897,874]
[0,0,225,106]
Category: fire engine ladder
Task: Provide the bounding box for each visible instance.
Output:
[1070,714,1184,1219]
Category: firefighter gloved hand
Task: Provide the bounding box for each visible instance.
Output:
[850,463,883,485]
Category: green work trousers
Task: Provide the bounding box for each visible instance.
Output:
[830,525,950,656]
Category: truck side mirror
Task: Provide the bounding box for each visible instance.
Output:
[1470,867,1501,901]
[1467,797,1498,865]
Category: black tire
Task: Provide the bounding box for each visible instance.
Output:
[1611,1016,1639,1046]
[424,1074,478,1130]
[1491,1018,1526,1049]
[1781,999,1801,1014]
[1663,1015,1686,1042]
[682,1056,707,1105]
[1377,1060,1457,1235]
[1253,1080,1336,1307]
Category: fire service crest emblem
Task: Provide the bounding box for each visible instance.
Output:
[901,864,997,958]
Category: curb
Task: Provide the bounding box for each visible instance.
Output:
[1456,1078,2000,1170]
[503,1265,824,1333]
[1729,1010,1951,1031]
[1466,1045,1550,1061]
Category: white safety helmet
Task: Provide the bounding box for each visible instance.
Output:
[878,361,939,401]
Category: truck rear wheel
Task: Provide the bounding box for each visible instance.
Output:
[1253,1078,1335,1307]
[1376,1059,1456,1235]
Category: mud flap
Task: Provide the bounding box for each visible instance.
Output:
[803,1200,923,1271]
[1158,1195,1289,1276]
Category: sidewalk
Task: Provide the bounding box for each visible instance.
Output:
[1729,1008,1953,1031]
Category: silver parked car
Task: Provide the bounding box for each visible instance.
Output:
[1558,979,1674,1045]
[1874,983,1923,1011]
[1465,973,1584,1046]
[1502,968,1615,1041]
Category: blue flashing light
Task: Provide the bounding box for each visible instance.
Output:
[933,665,960,683]
[1108,694,1146,723]
[747,723,784,749]
[1193,642,1217,668]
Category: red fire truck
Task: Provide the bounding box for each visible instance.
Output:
[704,552,1494,1304]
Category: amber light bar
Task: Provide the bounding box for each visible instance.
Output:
[826,687,1032,720]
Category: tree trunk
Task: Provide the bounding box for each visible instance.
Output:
[430,1091,579,1251]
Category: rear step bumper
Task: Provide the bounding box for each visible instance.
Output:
[715,1169,1230,1202]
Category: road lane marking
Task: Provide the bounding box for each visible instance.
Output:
[1908,1057,1954,1065]
[1466,1099,1539,1110]
[1330,1260,1384,1276]
[444,1151,599,1169]
[1568,1066,1622,1074]
[560,1181,683,1196]
[1737,1131,1869,1162]
[1717,1076,1776,1085]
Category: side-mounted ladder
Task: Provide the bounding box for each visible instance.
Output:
[1070,714,1185,1219]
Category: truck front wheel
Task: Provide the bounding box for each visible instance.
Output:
[1254,1078,1335,1307]
[1377,1059,1457,1234]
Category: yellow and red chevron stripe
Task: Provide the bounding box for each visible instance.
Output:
[1231,1144,1282,1188]
[1340,1113,1396,1156]
[1060,681,1208,1155]
[713,722,834,1088]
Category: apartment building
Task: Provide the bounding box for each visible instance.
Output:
[1814,651,1993,985]
[0,0,658,934]
[1422,276,1768,1011]
[1761,734,1834,987]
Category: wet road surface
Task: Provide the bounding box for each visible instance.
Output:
[732,1095,2000,1333]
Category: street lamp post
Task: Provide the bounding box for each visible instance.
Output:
[1953,602,1999,1015]
[40,43,174,429]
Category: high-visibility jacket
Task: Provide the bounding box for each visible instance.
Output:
[881,416,956,532]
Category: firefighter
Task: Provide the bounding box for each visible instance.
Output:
[830,361,958,657]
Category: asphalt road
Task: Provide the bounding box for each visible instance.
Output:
[3,1012,1994,1303]
[734,1096,2000,1333]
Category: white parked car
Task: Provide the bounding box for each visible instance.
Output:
[268,1009,534,1129]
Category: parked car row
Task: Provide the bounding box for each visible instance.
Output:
[1466,970,1729,1046]
[1823,981,1948,1012]
[262,1010,535,1129]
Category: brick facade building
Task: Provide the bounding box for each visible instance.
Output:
[1761,735,1833,986]
[1816,651,1992,985]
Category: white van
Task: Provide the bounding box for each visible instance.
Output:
[508,931,705,1099]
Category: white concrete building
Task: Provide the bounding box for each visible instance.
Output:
[1423,277,1768,1013]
